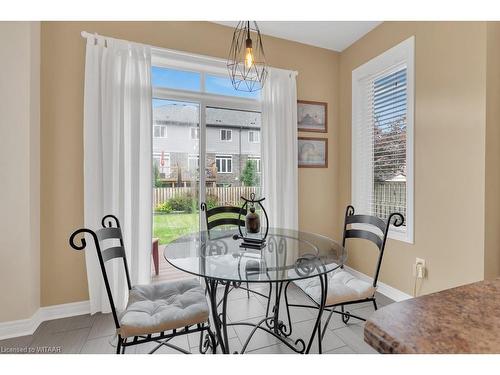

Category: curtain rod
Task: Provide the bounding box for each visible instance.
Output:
[80,31,299,77]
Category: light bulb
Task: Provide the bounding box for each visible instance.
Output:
[245,47,254,69]
[244,36,254,69]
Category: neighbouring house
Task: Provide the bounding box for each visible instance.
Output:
[153,103,261,186]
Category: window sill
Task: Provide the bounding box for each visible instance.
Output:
[388,228,414,244]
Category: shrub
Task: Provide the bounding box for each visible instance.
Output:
[166,195,196,213]
[205,194,219,210]
[156,200,172,213]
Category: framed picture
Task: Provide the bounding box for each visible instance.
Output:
[297,100,328,133]
[298,137,328,168]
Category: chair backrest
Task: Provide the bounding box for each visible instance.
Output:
[69,215,131,329]
[342,205,404,287]
[200,202,247,234]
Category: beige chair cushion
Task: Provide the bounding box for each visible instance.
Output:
[293,270,376,306]
[118,278,209,338]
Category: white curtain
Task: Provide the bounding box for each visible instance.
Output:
[261,68,298,230]
[83,35,152,314]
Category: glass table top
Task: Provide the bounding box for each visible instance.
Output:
[163,228,346,283]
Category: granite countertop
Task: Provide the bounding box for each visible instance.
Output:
[364,279,500,353]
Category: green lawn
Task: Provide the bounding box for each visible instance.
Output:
[153,213,199,245]
[153,211,238,245]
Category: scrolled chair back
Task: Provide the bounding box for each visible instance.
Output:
[342,205,404,287]
[69,214,132,329]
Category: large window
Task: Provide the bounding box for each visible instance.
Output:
[151,53,262,254]
[352,36,414,243]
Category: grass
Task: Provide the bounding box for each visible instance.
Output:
[153,213,198,245]
[153,211,240,245]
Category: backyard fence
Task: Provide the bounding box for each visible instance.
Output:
[372,181,407,222]
[153,183,406,221]
[153,186,261,208]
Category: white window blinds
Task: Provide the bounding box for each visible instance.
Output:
[352,36,414,243]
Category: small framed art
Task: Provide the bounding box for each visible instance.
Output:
[298,137,328,168]
[297,100,327,133]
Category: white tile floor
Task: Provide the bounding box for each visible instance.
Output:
[0,283,392,354]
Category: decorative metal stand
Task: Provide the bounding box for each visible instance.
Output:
[233,193,269,250]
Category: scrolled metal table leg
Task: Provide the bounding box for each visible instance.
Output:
[305,273,328,354]
[205,278,227,354]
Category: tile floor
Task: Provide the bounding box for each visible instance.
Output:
[0,283,392,354]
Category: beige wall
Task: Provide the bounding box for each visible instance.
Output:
[484,22,500,279]
[35,20,500,310]
[0,22,40,321]
[339,22,489,296]
[40,22,339,307]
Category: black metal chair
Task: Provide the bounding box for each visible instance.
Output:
[69,214,215,354]
[200,202,264,299]
[284,205,404,335]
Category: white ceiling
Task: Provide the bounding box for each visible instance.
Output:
[213,21,382,52]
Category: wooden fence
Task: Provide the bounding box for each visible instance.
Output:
[372,181,407,221]
[154,186,261,208]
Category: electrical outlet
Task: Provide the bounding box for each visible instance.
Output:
[413,258,426,278]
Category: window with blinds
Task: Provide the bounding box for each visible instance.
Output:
[352,37,414,243]
[372,68,407,220]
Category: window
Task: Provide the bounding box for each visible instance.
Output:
[220,129,232,142]
[216,155,232,173]
[188,154,200,171]
[154,125,167,138]
[205,74,260,99]
[248,156,261,172]
[248,130,260,143]
[352,36,414,243]
[151,66,201,92]
[190,127,199,140]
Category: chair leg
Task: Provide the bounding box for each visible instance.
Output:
[372,299,378,311]
[116,335,122,354]
[321,308,335,341]
[341,305,350,324]
[246,282,250,298]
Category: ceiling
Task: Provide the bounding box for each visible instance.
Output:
[213,21,382,52]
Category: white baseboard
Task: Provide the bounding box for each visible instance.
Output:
[0,300,90,341]
[344,266,413,302]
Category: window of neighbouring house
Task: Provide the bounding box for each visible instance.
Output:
[216,155,233,173]
[190,127,199,140]
[248,156,261,173]
[188,154,200,172]
[352,36,414,243]
[220,129,232,142]
[154,124,167,138]
[153,152,171,178]
[248,130,260,143]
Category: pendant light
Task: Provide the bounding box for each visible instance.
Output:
[227,21,268,92]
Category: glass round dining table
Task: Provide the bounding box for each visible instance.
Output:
[164,228,346,354]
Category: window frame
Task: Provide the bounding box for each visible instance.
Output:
[220,129,233,142]
[215,155,233,174]
[351,36,414,244]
